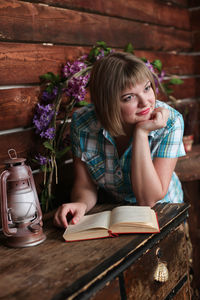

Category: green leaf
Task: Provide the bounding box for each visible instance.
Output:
[96,41,107,49]
[56,146,71,159]
[140,57,147,62]
[88,47,99,60]
[88,41,113,63]
[45,83,54,94]
[40,72,60,83]
[53,74,61,83]
[94,48,100,56]
[162,83,174,95]
[32,158,39,164]
[40,72,55,81]
[43,141,55,152]
[124,43,134,54]
[169,78,184,85]
[88,48,95,60]
[152,59,162,72]
[75,100,89,107]
[40,165,51,172]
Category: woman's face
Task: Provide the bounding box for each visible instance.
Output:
[120,80,156,128]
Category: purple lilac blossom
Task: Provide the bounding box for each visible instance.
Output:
[145,61,159,92]
[63,60,90,102]
[42,87,58,102]
[155,70,165,94]
[33,103,56,139]
[145,61,165,93]
[63,60,87,78]
[40,127,55,139]
[145,60,155,73]
[96,49,105,60]
[155,70,165,93]
[65,74,90,102]
[78,54,88,61]
[158,70,165,83]
[96,48,114,60]
[35,154,49,166]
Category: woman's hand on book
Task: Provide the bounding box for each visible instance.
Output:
[54,202,87,228]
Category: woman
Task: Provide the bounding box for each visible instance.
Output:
[54,52,185,228]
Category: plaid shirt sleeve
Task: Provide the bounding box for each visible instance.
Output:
[153,113,186,158]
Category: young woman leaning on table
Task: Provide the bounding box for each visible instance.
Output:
[54,52,185,228]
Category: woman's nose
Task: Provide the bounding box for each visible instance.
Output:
[138,95,148,107]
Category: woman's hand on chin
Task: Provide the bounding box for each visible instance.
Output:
[135,107,169,133]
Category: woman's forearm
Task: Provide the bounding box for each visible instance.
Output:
[70,156,98,213]
[131,129,164,207]
[70,183,98,213]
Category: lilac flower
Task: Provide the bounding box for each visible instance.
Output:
[154,71,165,93]
[40,127,55,140]
[145,60,155,73]
[145,61,159,92]
[33,103,56,139]
[96,49,105,60]
[42,87,58,102]
[145,61,165,93]
[35,154,49,166]
[78,54,88,61]
[65,74,90,102]
[158,70,165,83]
[63,60,88,78]
[63,60,89,102]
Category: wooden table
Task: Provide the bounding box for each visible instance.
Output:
[175,144,200,294]
[0,203,190,300]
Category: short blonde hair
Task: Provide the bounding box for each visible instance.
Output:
[89,51,156,136]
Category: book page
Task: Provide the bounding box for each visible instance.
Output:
[66,210,111,234]
[110,206,153,228]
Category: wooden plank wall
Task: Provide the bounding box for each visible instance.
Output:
[0,0,199,196]
[190,0,200,51]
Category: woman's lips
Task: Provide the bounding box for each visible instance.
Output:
[137,108,150,116]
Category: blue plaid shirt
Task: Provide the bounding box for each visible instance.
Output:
[70,100,186,204]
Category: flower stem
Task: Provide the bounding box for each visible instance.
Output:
[57,97,76,149]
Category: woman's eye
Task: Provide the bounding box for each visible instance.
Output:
[144,85,151,92]
[123,95,135,102]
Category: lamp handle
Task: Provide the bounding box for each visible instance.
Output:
[0,170,17,236]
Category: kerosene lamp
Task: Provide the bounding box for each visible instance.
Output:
[0,149,46,247]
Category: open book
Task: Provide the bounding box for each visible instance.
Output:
[63,206,160,242]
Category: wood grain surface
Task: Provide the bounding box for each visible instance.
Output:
[0,1,191,51]
[1,43,199,85]
[0,203,189,300]
[27,0,190,30]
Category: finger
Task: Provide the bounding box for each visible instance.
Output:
[159,109,169,125]
[164,109,170,120]
[150,111,161,124]
[55,205,71,228]
[54,207,65,228]
[150,108,162,120]
[71,210,83,225]
[59,207,70,228]
[155,111,163,121]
